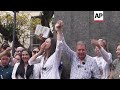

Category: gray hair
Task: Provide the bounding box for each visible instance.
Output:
[76,41,87,48]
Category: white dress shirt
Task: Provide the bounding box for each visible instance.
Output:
[93,47,112,79]
[62,36,101,79]
[28,40,63,79]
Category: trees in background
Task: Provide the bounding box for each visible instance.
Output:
[0,11,54,48]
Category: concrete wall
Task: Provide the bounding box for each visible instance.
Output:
[54,11,120,79]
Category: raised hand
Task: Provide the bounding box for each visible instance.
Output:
[5,47,12,53]
[38,34,44,40]
[91,39,101,49]
[40,42,46,52]
[55,20,64,32]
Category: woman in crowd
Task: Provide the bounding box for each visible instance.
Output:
[12,49,39,79]
[28,21,63,79]
[91,39,112,79]
[32,47,39,56]
[109,43,120,79]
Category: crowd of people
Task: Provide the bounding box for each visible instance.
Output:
[0,20,120,79]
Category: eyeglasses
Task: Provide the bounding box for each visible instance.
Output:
[32,51,39,53]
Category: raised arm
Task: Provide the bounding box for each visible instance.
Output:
[0,47,12,58]
[91,39,112,64]
[100,47,112,64]
[55,20,63,41]
[28,44,46,65]
[55,20,75,61]
[53,20,63,65]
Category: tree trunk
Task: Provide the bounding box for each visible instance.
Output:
[41,11,54,27]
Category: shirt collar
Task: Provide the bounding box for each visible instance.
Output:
[77,54,87,63]
[0,65,10,68]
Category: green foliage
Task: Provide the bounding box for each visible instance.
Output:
[0,11,54,48]
[30,18,41,31]
[0,12,31,46]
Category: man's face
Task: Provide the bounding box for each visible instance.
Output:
[16,47,24,56]
[76,44,87,60]
[1,55,10,66]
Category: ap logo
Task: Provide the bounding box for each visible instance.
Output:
[94,11,104,22]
